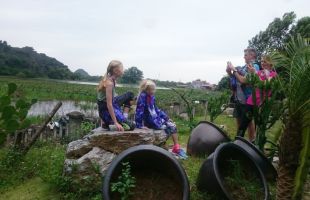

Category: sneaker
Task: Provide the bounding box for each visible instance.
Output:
[121,123,131,131]
[172,148,188,160]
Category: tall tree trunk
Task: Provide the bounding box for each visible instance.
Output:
[277,117,302,200]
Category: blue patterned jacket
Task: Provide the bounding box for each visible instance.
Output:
[135,92,169,129]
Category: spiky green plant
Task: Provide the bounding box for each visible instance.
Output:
[246,72,283,151]
[271,35,310,200]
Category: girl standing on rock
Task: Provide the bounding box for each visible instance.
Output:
[135,79,188,159]
[97,60,135,131]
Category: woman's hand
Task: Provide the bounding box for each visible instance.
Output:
[115,122,124,131]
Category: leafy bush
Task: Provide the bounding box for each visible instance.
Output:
[0,83,36,146]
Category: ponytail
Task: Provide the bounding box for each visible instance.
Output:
[97,60,123,92]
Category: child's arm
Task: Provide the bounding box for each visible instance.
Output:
[135,94,145,128]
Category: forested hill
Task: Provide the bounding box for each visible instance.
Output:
[0,40,76,80]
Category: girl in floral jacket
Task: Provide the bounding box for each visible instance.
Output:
[135,80,188,159]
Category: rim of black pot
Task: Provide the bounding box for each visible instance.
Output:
[197,121,231,141]
[213,143,269,200]
[235,136,277,178]
[102,144,190,200]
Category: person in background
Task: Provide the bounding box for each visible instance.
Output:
[246,55,277,106]
[226,48,260,141]
[135,80,188,159]
[97,60,135,131]
[231,55,277,136]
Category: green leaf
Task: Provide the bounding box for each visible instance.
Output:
[7,83,17,96]
[2,106,17,120]
[16,99,28,109]
[293,126,310,199]
[0,132,7,145]
[17,108,29,120]
[5,119,20,132]
[0,96,11,107]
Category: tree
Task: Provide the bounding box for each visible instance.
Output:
[291,16,310,39]
[0,41,75,80]
[271,36,310,200]
[120,67,143,84]
[217,75,230,91]
[248,12,296,59]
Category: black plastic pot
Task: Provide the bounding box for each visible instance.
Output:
[234,136,277,181]
[187,121,231,157]
[103,145,190,200]
[197,143,269,200]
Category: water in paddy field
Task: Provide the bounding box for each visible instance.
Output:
[27,100,99,118]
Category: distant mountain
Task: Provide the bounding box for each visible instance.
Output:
[0,40,97,81]
[74,68,101,82]
[74,69,90,78]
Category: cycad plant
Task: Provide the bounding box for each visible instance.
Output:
[247,71,283,152]
[271,35,310,200]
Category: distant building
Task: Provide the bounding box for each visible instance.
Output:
[191,79,216,90]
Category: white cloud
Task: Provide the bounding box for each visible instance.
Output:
[0,0,309,83]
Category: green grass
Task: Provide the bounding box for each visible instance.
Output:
[0,141,66,194]
[0,177,60,200]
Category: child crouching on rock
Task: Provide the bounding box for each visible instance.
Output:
[135,80,188,159]
[97,60,135,131]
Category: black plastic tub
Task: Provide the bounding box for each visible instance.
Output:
[234,136,277,181]
[197,143,269,200]
[187,121,231,157]
[103,145,190,200]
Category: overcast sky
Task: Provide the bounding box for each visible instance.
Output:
[0,0,309,83]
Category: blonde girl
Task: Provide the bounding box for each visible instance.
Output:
[97,60,134,131]
[135,80,188,159]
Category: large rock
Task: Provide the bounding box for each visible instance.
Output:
[88,128,167,154]
[66,139,93,159]
[64,147,116,176]
[63,127,168,193]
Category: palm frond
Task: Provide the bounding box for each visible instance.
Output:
[271,35,310,118]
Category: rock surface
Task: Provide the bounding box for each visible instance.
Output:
[66,139,93,159]
[88,128,167,154]
[63,127,168,192]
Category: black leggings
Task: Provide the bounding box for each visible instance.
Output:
[236,104,254,137]
[114,92,134,108]
[97,91,134,118]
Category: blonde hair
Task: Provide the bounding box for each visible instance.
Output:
[261,55,272,65]
[97,60,123,92]
[139,79,156,93]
